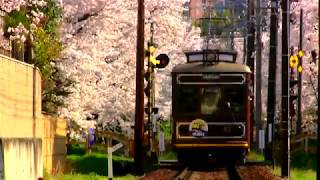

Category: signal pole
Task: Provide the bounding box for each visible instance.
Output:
[281,0,290,178]
[265,0,278,162]
[147,22,156,160]
[134,0,145,176]
[297,9,303,135]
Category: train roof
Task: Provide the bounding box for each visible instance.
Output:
[171,62,251,73]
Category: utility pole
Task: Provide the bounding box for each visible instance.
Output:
[134,0,145,176]
[247,0,255,73]
[247,0,255,147]
[281,0,290,178]
[317,0,320,179]
[297,9,303,135]
[255,0,262,142]
[265,0,278,163]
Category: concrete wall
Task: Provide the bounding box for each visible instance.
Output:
[2,139,42,180]
[0,55,67,179]
[0,54,42,138]
[42,116,67,174]
[0,140,4,180]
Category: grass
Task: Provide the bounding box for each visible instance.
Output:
[58,133,317,180]
[271,147,316,180]
[247,148,264,161]
[160,120,173,140]
[46,151,136,180]
[273,166,316,180]
[46,173,136,180]
[159,150,177,160]
[67,153,134,176]
[45,144,137,179]
[244,144,316,179]
[45,173,107,180]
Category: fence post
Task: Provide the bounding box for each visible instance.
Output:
[304,136,308,153]
[107,138,113,180]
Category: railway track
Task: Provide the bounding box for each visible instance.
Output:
[171,163,243,180]
[170,166,242,180]
[142,159,278,180]
[173,167,194,180]
[226,165,242,180]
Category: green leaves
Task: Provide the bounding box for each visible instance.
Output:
[42,0,63,36]
[3,9,31,37]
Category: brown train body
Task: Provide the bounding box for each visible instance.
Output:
[171,56,253,163]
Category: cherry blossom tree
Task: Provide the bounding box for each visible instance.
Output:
[289,0,318,132]
[0,0,26,13]
[57,0,203,137]
[56,0,318,136]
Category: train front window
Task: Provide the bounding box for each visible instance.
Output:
[200,88,222,114]
[175,86,245,120]
[175,87,199,113]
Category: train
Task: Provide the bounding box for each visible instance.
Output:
[171,49,253,164]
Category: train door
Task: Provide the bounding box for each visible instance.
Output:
[0,139,3,180]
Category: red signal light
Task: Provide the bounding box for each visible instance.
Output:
[155,54,170,68]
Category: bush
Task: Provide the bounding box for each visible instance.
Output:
[67,153,134,176]
[67,144,86,155]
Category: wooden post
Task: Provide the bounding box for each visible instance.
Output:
[317,0,320,179]
[265,0,278,162]
[134,0,145,176]
[107,139,113,180]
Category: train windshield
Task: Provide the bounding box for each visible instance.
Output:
[175,86,245,121]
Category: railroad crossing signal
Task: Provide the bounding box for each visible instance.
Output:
[290,50,303,71]
[144,40,170,157]
[155,54,170,68]
[298,50,303,58]
[144,43,170,115]
[290,55,298,68]
[145,45,170,69]
[289,48,301,118]
[297,66,302,73]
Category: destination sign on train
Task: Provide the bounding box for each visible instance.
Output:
[177,74,245,85]
[184,49,237,63]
